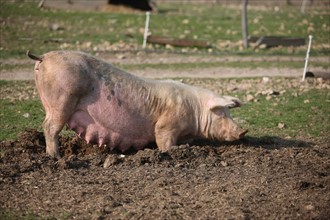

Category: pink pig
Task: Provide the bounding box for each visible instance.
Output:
[27,51,247,158]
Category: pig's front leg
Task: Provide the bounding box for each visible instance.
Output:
[155,120,179,152]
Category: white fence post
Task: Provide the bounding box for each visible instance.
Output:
[143,12,151,49]
[302,35,313,81]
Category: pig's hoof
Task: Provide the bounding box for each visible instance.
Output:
[46,150,61,159]
[159,147,170,152]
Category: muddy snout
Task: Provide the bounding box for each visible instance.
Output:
[224,127,248,142]
[238,128,248,139]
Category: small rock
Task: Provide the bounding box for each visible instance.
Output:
[280,90,286,95]
[246,94,254,102]
[270,90,280,95]
[182,19,189,24]
[23,113,30,118]
[50,23,64,31]
[261,76,271,83]
[103,155,119,168]
[175,163,184,168]
[262,89,280,96]
[278,122,286,129]
[220,161,228,167]
[292,92,298,97]
[316,77,324,84]
[83,41,92,48]
[266,96,272,100]
[304,99,310,104]
[305,204,314,211]
[44,200,52,205]
[165,44,174,49]
[116,54,126,60]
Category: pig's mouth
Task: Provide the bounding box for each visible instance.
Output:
[225,129,248,141]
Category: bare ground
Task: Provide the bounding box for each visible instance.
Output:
[1,54,330,219]
[1,129,329,219]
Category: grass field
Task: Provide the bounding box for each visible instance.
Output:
[0,1,329,59]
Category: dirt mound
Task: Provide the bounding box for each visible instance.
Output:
[1,129,329,219]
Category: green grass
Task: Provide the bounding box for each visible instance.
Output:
[233,89,330,138]
[0,1,329,59]
[1,80,329,141]
[0,99,44,140]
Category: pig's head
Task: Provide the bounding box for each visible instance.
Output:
[206,96,248,141]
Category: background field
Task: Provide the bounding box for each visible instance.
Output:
[0,1,329,57]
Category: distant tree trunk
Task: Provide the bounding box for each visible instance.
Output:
[242,0,248,48]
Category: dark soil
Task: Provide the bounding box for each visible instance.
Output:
[1,129,329,219]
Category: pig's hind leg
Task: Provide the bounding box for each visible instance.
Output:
[43,115,62,159]
[42,95,79,159]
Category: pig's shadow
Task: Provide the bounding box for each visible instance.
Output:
[190,135,313,150]
[125,136,313,155]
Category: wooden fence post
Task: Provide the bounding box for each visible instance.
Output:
[242,0,248,48]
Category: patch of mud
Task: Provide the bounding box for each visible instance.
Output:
[1,129,329,219]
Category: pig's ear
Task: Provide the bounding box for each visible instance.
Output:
[208,96,243,110]
[223,96,244,108]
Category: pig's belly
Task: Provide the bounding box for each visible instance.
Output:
[67,109,154,152]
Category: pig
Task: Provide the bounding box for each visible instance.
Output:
[27,50,247,158]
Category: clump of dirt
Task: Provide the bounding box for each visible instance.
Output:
[1,129,329,219]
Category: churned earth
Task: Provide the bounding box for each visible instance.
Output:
[0,55,329,219]
[1,129,329,219]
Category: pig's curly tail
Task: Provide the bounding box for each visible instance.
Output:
[26,50,43,62]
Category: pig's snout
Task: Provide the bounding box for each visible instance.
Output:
[225,128,248,141]
[238,129,248,139]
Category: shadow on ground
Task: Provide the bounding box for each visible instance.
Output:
[191,135,313,150]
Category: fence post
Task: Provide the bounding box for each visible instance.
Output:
[302,35,313,81]
[143,12,150,49]
[242,0,248,48]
